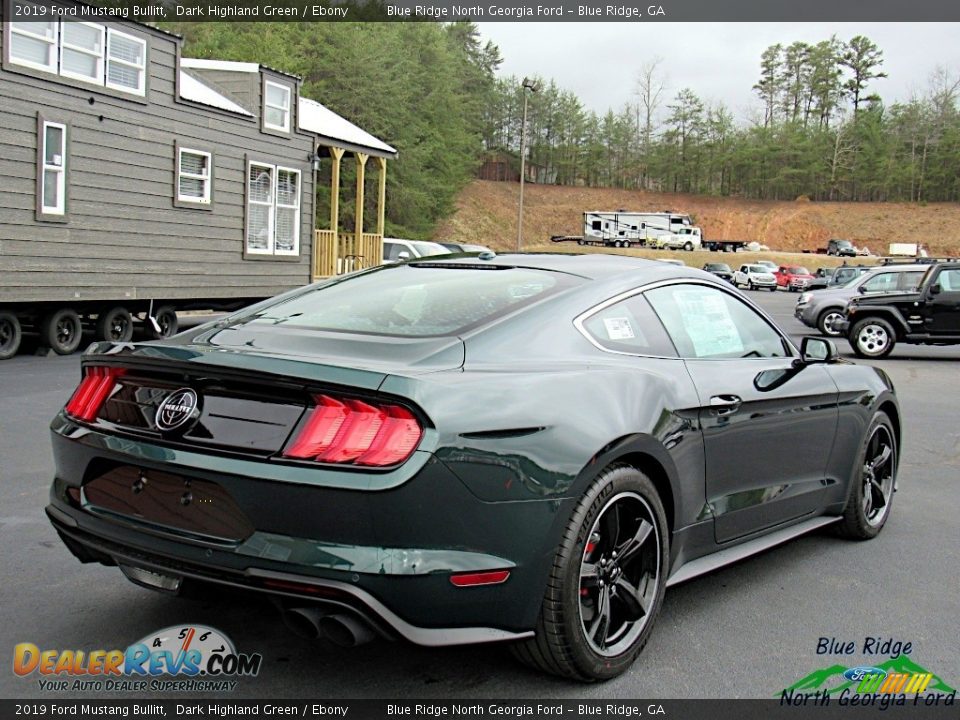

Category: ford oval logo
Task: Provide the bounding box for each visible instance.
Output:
[843,666,886,682]
[155,388,199,432]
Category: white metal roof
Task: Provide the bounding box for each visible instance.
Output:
[180,58,260,73]
[178,70,253,116]
[298,97,396,157]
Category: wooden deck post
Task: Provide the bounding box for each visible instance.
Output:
[376,156,387,237]
[354,152,368,263]
[329,146,344,235]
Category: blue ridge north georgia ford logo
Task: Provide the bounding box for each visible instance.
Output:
[155,388,199,432]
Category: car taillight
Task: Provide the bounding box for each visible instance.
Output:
[282,394,423,467]
[64,366,126,423]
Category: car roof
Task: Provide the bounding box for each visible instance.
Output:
[412,252,693,281]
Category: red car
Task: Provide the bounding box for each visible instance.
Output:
[775,265,815,292]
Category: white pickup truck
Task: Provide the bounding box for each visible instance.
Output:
[652,226,702,251]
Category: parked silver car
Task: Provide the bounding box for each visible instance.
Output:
[794,264,930,336]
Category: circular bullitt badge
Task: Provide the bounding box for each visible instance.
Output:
[155,388,200,432]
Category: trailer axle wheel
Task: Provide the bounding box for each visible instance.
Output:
[97,306,134,343]
[0,311,22,360]
[149,306,179,340]
[42,309,83,355]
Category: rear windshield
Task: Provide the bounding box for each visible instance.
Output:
[244,266,581,337]
[411,241,449,257]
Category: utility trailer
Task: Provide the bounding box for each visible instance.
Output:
[551,211,703,249]
[703,239,749,252]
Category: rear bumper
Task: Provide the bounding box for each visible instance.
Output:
[47,417,573,642]
[46,506,531,647]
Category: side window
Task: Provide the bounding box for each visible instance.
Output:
[591,220,601,231]
[175,146,213,207]
[646,284,788,359]
[384,242,404,261]
[901,272,924,291]
[263,80,292,133]
[581,294,677,357]
[937,269,960,292]
[37,115,67,221]
[861,272,898,293]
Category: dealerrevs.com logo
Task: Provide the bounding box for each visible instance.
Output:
[14,625,261,692]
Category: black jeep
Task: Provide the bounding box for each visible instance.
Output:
[838,262,960,358]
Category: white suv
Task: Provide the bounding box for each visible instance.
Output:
[734,264,778,291]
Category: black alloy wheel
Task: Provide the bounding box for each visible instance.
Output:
[512,465,668,681]
[838,412,897,539]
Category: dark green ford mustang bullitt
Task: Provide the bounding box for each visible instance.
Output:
[47,253,900,681]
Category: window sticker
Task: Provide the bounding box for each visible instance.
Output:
[674,288,744,357]
[603,317,635,341]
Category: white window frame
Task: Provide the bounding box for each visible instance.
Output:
[177,148,212,205]
[6,17,146,97]
[8,15,58,73]
[245,161,301,257]
[105,28,147,96]
[273,166,301,257]
[41,121,67,216]
[246,162,276,256]
[263,81,291,133]
[58,21,105,86]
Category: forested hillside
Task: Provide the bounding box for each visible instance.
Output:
[487,37,960,203]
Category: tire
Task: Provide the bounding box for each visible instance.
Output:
[41,308,83,355]
[0,311,22,361]
[849,317,896,359]
[837,412,897,539]
[748,280,755,291]
[96,306,134,343]
[149,305,179,340]
[768,286,777,292]
[577,239,585,246]
[817,308,844,337]
[683,242,693,252]
[511,465,669,681]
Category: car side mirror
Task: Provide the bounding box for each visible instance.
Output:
[857,285,868,294]
[397,251,411,260]
[929,283,941,296]
[799,336,838,364]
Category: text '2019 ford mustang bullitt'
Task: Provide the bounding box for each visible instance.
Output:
[47,254,901,681]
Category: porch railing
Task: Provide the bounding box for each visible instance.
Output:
[313,231,383,280]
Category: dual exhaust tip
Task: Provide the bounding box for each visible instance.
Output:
[281,607,377,647]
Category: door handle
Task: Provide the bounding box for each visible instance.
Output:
[710,394,742,415]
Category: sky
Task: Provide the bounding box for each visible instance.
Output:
[477,23,960,121]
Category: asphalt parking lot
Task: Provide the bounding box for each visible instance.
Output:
[1,289,957,699]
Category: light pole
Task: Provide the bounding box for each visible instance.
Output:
[517,77,538,252]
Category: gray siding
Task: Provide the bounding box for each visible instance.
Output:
[0,6,316,305]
